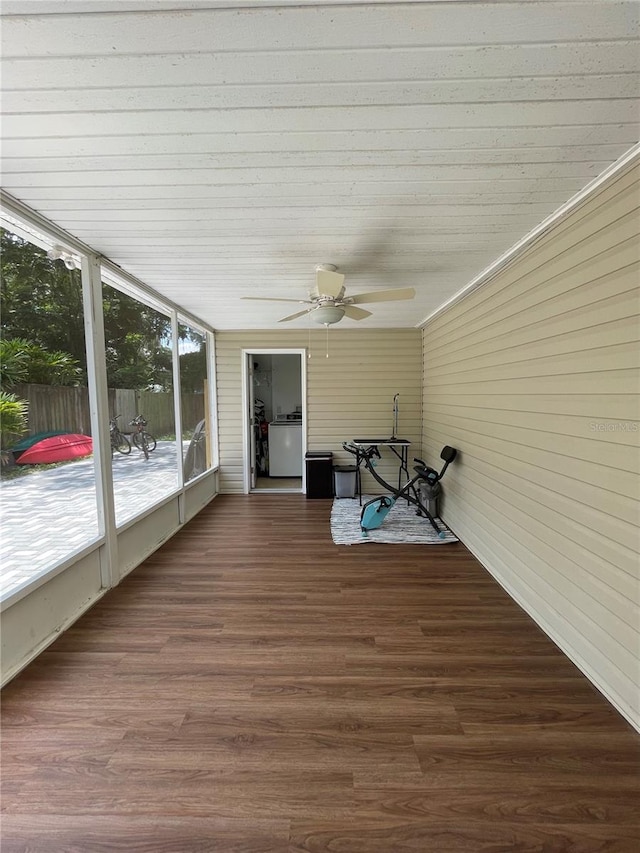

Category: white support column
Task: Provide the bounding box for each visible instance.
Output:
[171,312,185,522]
[82,254,118,589]
[207,331,219,470]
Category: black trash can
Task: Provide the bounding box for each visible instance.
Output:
[305,451,333,499]
[334,465,357,498]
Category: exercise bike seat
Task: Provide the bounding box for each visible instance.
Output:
[413,446,458,483]
[414,464,439,482]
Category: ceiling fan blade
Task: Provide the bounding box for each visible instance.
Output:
[348,287,415,305]
[241,297,311,304]
[316,269,345,298]
[278,308,313,322]
[342,305,372,321]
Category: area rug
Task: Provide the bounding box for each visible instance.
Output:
[330,495,459,545]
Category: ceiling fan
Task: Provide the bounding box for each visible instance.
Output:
[241,265,415,325]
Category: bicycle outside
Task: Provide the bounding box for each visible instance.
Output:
[109,415,131,455]
[130,415,157,460]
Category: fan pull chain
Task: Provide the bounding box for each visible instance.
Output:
[308,321,311,359]
[326,323,330,358]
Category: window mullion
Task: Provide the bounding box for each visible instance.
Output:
[82,254,118,588]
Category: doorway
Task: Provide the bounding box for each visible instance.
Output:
[242,348,307,494]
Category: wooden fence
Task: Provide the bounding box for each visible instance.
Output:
[13,384,205,438]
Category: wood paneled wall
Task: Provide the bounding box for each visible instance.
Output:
[421,161,640,730]
[215,329,422,494]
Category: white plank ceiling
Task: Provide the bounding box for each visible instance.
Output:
[1,0,639,329]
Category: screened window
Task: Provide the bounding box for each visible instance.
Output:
[102,279,179,525]
[0,229,98,599]
[179,324,210,482]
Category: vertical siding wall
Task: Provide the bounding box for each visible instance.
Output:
[216,329,422,494]
[421,162,640,729]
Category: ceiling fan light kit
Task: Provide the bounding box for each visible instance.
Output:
[312,305,345,326]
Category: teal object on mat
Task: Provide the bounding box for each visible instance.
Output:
[360,495,395,531]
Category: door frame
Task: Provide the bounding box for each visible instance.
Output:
[241,348,307,494]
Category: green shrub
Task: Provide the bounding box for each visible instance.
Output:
[0,391,28,464]
[0,338,82,387]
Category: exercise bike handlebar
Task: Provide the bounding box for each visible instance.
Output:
[342,442,380,461]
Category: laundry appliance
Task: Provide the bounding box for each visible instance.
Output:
[268,414,302,477]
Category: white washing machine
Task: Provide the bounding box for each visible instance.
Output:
[268,418,302,476]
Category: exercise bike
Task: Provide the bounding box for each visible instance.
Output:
[343,442,457,539]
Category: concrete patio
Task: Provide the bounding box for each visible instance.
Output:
[0,441,184,599]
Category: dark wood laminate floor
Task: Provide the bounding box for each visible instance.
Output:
[2,495,639,852]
